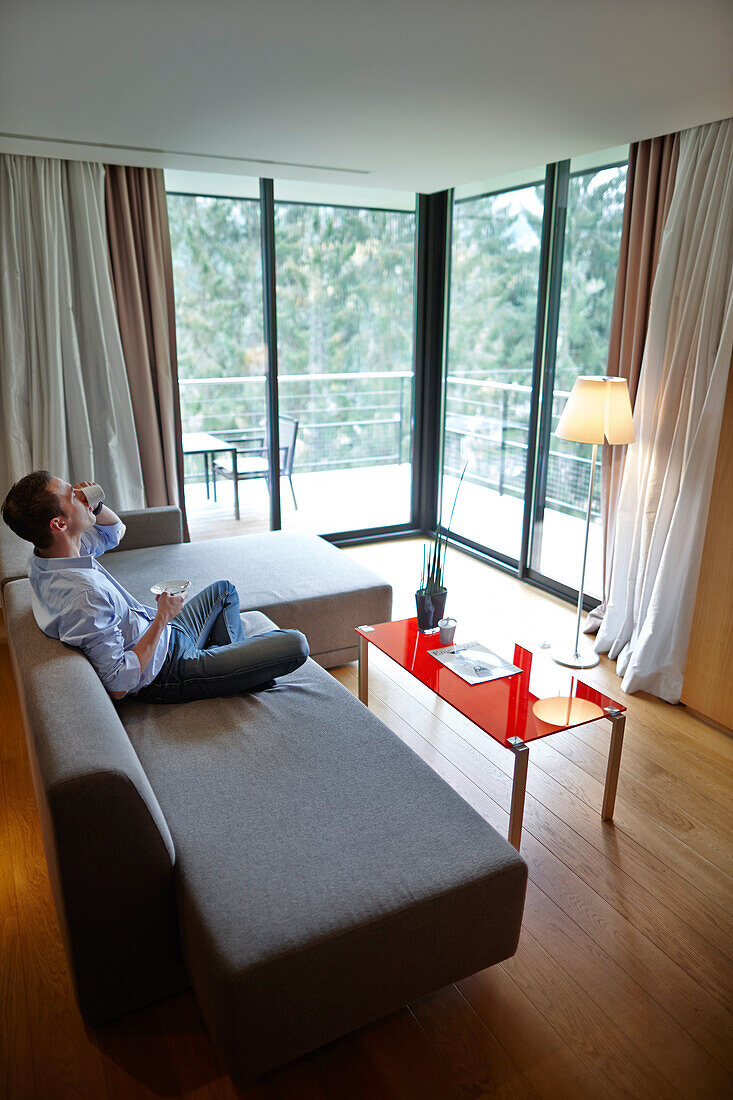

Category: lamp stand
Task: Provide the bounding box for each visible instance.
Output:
[552,442,600,669]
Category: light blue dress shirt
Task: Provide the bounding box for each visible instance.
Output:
[27,521,170,696]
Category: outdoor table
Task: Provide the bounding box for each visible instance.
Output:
[182,432,240,520]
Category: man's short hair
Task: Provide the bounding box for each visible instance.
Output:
[1,471,65,549]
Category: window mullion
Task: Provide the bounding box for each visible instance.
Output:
[522,159,570,575]
[412,190,451,534]
[259,178,282,531]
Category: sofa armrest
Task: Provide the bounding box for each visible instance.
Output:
[114,506,183,551]
[49,769,188,1023]
[4,580,188,1022]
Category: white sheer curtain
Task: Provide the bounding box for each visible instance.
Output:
[0,154,145,507]
[595,118,733,702]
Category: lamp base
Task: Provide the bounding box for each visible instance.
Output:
[551,640,600,669]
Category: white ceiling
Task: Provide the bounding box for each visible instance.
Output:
[1,0,731,194]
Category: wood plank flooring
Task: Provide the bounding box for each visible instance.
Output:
[1,538,731,1098]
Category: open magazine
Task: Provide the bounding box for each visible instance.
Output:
[427,641,522,685]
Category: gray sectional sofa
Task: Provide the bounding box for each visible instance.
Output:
[0,507,528,1085]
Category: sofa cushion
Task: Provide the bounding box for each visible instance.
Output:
[104,530,392,666]
[119,659,527,1083]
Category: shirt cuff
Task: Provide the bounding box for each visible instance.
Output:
[102,649,142,695]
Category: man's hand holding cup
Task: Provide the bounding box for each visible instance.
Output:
[73,482,105,515]
[151,580,190,626]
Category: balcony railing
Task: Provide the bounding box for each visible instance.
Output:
[180,371,412,475]
[179,371,600,520]
[443,376,601,519]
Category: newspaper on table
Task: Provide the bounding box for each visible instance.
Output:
[427,641,522,685]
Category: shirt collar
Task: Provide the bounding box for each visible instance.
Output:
[31,548,96,570]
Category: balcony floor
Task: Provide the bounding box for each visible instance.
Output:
[185,463,602,598]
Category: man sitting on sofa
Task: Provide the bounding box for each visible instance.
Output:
[1,471,309,703]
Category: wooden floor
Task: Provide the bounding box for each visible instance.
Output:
[1,539,732,1099]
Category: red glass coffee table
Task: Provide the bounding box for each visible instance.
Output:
[356,618,626,850]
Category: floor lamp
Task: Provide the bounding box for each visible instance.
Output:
[552,376,635,669]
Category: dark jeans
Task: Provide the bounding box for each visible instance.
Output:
[135,580,309,704]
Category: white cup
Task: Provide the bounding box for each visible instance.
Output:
[80,483,105,512]
[438,617,457,645]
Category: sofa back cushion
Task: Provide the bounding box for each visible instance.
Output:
[0,520,30,604]
[3,579,187,1022]
[0,505,182,605]
[110,506,183,551]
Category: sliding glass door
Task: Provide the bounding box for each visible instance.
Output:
[166,148,626,598]
[440,153,628,605]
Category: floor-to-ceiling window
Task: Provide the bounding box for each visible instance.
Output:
[166,151,626,607]
[167,176,416,539]
[442,180,545,562]
[440,149,628,604]
[536,163,628,596]
[273,186,416,535]
[167,184,269,532]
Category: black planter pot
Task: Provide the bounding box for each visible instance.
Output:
[415,588,447,634]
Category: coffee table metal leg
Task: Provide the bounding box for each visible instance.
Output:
[358,636,369,706]
[602,710,626,820]
[507,738,529,850]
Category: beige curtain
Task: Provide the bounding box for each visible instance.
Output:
[594,119,733,701]
[0,155,145,506]
[104,165,189,539]
[585,134,679,632]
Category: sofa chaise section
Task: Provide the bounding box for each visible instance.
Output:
[120,650,528,1084]
[0,505,393,667]
[104,527,392,667]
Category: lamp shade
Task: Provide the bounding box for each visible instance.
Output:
[604,376,635,444]
[556,376,635,446]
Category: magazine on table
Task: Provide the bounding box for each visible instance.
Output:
[427,641,522,685]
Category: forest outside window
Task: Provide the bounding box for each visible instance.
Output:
[166,176,417,538]
[441,180,545,563]
[167,189,269,532]
[534,162,628,598]
[273,191,417,536]
[440,151,628,605]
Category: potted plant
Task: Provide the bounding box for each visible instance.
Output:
[416,465,466,633]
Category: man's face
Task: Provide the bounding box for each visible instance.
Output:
[48,477,96,539]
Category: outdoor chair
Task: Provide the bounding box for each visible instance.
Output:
[212,416,299,509]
